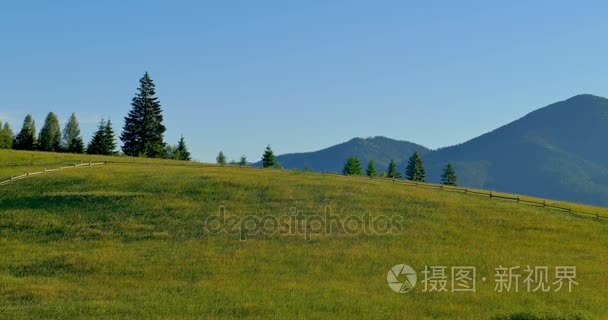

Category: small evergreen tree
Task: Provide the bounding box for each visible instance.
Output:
[14,114,37,150]
[103,120,117,154]
[0,121,14,149]
[342,156,362,175]
[261,145,275,168]
[62,113,84,153]
[366,160,377,177]
[441,163,457,186]
[405,151,426,182]
[38,112,62,152]
[216,151,227,165]
[238,155,247,166]
[87,119,117,155]
[173,135,191,161]
[121,72,166,157]
[387,159,401,179]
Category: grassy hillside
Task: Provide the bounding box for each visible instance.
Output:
[0,150,607,319]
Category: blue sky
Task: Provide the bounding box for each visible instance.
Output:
[1,1,608,162]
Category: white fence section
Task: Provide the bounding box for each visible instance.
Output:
[0,161,105,186]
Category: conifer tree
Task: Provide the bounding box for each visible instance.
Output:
[342,156,362,175]
[216,151,227,165]
[405,151,426,182]
[441,163,457,186]
[62,113,84,153]
[261,145,275,168]
[87,119,116,155]
[103,120,117,154]
[0,121,13,149]
[14,114,37,150]
[38,112,62,152]
[239,155,247,166]
[121,72,166,157]
[366,160,377,177]
[173,135,191,161]
[387,159,401,179]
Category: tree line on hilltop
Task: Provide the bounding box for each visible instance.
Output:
[0,71,459,186]
[0,72,191,161]
[342,152,458,186]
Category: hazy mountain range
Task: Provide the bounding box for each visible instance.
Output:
[256,94,608,206]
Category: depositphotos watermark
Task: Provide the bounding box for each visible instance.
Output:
[387,264,579,294]
[203,206,404,240]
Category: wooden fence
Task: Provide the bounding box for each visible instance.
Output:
[0,159,605,222]
[330,172,608,222]
[0,161,105,187]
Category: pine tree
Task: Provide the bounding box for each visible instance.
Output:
[14,114,37,150]
[62,113,84,153]
[238,155,247,166]
[103,120,117,154]
[387,159,401,179]
[216,151,227,165]
[342,156,362,175]
[87,119,116,155]
[366,160,377,177]
[173,135,191,161]
[38,112,62,152]
[0,121,13,149]
[121,72,166,157]
[261,145,275,168]
[441,163,457,186]
[405,151,426,182]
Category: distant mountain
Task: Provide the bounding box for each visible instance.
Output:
[256,136,429,173]
[426,94,608,205]
[263,94,608,206]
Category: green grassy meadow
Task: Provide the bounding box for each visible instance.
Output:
[0,150,607,319]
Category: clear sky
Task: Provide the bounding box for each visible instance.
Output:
[2,1,608,162]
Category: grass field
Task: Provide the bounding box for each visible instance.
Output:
[0,150,607,319]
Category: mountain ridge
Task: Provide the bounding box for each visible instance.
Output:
[259,94,608,206]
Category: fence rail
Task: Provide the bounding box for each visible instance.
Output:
[327,172,608,222]
[0,161,105,186]
[1,159,605,222]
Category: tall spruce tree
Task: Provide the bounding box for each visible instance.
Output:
[121,72,166,157]
[387,159,401,179]
[14,114,37,150]
[342,156,362,175]
[0,121,13,149]
[87,119,116,155]
[441,163,457,186]
[216,151,227,165]
[62,113,84,153]
[261,145,275,168]
[38,112,62,152]
[366,160,377,177]
[405,151,426,182]
[173,135,191,161]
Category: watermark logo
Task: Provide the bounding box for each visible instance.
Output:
[387,264,417,293]
[387,264,578,294]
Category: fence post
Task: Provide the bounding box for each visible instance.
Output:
[489,191,493,199]
[596,213,599,221]
[89,161,92,166]
[543,200,546,207]
[517,196,520,202]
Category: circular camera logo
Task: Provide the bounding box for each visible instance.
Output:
[387,264,417,293]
